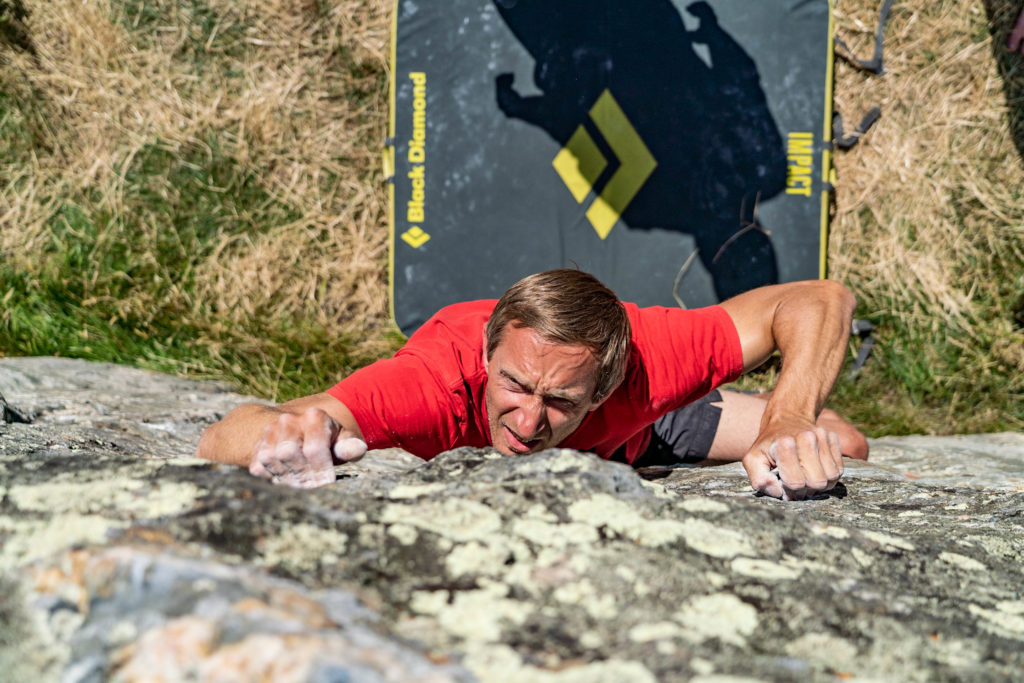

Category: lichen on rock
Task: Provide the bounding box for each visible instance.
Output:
[1,358,1023,681]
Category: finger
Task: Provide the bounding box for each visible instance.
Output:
[742,448,785,499]
[824,430,843,487]
[812,430,840,488]
[299,409,338,472]
[794,429,830,496]
[333,437,368,463]
[249,439,273,478]
[771,436,807,500]
[250,422,284,478]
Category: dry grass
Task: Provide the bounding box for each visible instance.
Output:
[0,0,397,397]
[0,0,1021,431]
[825,0,1024,432]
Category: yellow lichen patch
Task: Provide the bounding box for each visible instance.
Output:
[780,556,839,576]
[628,621,684,643]
[386,483,449,500]
[435,586,531,643]
[8,479,203,518]
[703,571,729,589]
[461,643,658,683]
[851,548,874,568]
[567,495,687,547]
[552,579,617,620]
[445,539,517,579]
[386,523,418,546]
[675,593,759,647]
[379,499,501,542]
[678,518,755,559]
[968,604,1024,640]
[0,514,124,569]
[785,632,859,669]
[639,479,675,500]
[861,530,917,552]
[730,558,802,581]
[524,504,559,522]
[996,601,1024,615]
[409,589,450,616]
[939,552,987,572]
[810,523,850,539]
[546,450,592,473]
[511,518,599,548]
[258,524,346,573]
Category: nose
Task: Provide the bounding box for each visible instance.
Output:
[513,395,546,438]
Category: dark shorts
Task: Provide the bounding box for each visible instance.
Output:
[632,389,724,467]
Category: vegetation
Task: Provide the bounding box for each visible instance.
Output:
[0,0,1021,435]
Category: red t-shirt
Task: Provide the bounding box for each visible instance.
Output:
[327,300,743,464]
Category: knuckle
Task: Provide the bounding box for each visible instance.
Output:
[805,476,828,491]
[301,406,326,426]
[777,435,798,450]
[780,474,805,490]
[797,430,819,449]
[273,438,301,460]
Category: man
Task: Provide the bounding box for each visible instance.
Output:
[198,269,865,500]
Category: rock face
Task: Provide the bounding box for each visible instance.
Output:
[1,357,1023,682]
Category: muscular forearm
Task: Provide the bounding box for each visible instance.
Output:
[722,280,855,422]
[764,281,855,423]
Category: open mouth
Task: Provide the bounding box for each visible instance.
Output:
[504,425,542,454]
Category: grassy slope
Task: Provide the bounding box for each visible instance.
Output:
[0,0,401,399]
[825,0,1024,433]
[0,0,1021,434]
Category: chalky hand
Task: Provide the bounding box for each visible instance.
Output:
[249,407,366,489]
[741,418,843,501]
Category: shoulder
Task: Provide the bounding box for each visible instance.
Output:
[622,303,743,386]
[395,299,499,375]
[624,303,737,342]
[407,300,497,345]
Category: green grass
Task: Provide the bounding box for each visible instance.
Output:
[0,130,399,400]
[118,0,250,61]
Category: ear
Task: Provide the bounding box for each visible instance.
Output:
[586,375,624,411]
[481,324,489,371]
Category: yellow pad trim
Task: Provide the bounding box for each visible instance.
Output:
[552,126,607,204]
[586,90,657,240]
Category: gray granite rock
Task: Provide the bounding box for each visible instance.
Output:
[1,357,1022,682]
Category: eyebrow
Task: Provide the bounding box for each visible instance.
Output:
[498,369,586,403]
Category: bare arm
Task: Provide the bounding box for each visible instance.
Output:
[197,392,366,488]
[720,280,856,499]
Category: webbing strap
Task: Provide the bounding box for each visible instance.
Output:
[834,0,893,75]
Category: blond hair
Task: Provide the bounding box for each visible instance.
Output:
[486,270,631,402]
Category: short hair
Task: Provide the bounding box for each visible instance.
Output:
[486,269,632,402]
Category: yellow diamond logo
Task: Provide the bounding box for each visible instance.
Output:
[552,90,657,240]
[401,226,430,248]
